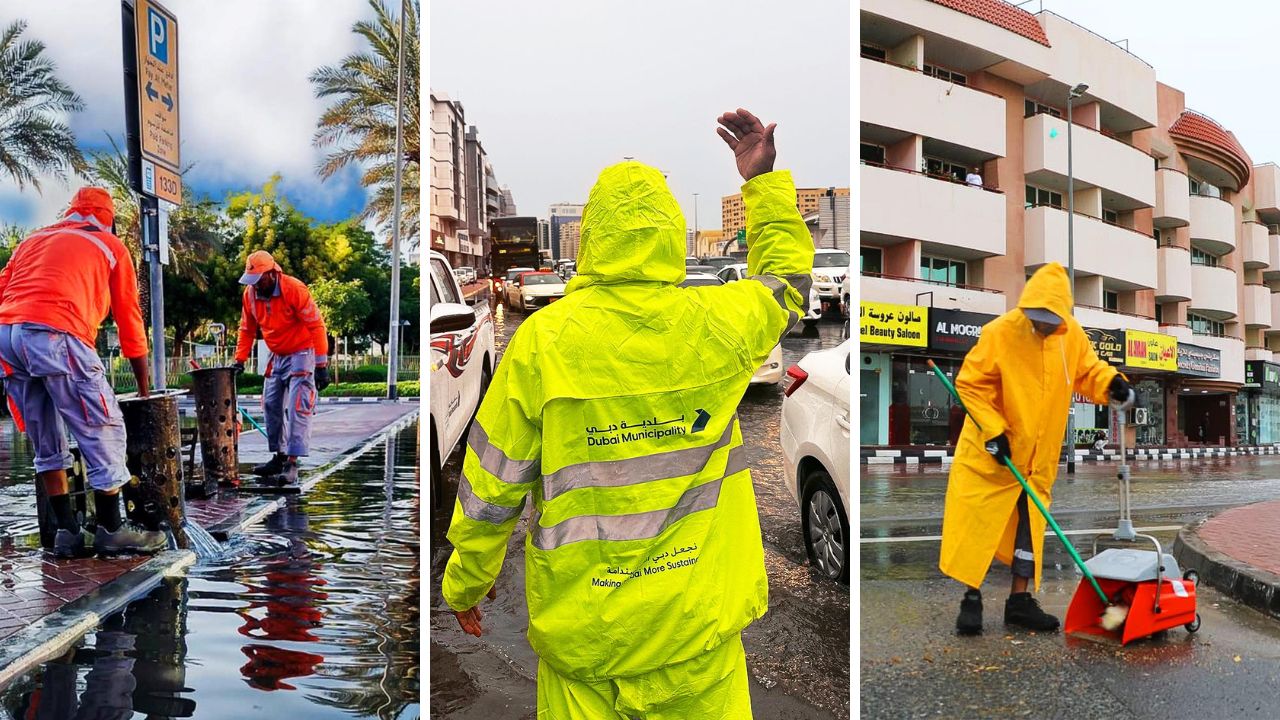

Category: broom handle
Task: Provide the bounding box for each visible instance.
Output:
[927,360,1110,606]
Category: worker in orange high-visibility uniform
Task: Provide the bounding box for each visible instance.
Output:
[232,251,329,487]
[0,187,166,557]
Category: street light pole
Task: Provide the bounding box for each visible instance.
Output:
[386,0,407,401]
[693,193,699,256]
[1066,82,1088,474]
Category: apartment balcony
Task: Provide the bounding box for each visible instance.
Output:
[1244,222,1270,270]
[1189,264,1239,320]
[1154,168,1190,228]
[1245,283,1272,329]
[860,273,1007,316]
[1023,113,1155,210]
[860,56,1005,157]
[1156,245,1192,302]
[1023,205,1156,290]
[1188,334,1245,384]
[1270,292,1280,335]
[860,163,1006,257]
[1073,305,1157,333]
[1267,235,1280,281]
[1256,162,1280,224]
[1188,195,1236,255]
[1246,346,1274,362]
[1160,323,1193,342]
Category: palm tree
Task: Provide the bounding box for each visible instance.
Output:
[0,20,87,191]
[310,0,420,242]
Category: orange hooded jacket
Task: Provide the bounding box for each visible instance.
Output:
[0,188,148,359]
[234,274,329,363]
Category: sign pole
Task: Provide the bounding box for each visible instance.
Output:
[143,196,165,388]
[386,0,407,401]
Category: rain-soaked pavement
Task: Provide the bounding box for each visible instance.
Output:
[862,457,1280,719]
[0,422,420,719]
[430,299,851,719]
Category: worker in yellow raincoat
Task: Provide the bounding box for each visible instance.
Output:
[441,108,812,718]
[939,262,1134,635]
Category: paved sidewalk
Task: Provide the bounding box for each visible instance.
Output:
[862,445,1280,465]
[1175,500,1280,617]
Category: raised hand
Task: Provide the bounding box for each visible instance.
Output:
[716,108,777,182]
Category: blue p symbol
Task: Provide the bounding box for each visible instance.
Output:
[148,8,168,63]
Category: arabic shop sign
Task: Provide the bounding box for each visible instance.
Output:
[1125,329,1177,372]
[1246,360,1280,390]
[1084,328,1124,366]
[860,301,928,348]
[1177,342,1221,378]
[928,309,995,353]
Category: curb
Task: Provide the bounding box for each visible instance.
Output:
[1173,517,1280,620]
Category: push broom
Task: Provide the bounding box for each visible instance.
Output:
[926,360,1128,631]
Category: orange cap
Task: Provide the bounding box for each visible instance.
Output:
[240,250,282,285]
[64,187,115,230]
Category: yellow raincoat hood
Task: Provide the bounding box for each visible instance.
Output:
[566,162,686,291]
[1017,263,1073,333]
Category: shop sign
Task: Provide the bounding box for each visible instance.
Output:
[1245,360,1280,390]
[860,301,927,348]
[1125,329,1177,371]
[928,309,996,353]
[1084,328,1124,366]
[1177,342,1221,378]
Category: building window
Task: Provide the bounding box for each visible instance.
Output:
[1024,99,1063,119]
[860,142,886,165]
[1155,303,1164,324]
[1191,247,1220,267]
[923,64,966,85]
[1189,313,1225,337]
[1104,290,1119,311]
[861,247,883,275]
[1153,228,1163,245]
[1025,185,1063,209]
[920,255,967,286]
[1103,209,1118,224]
[861,44,886,61]
[1189,178,1222,199]
[925,157,968,182]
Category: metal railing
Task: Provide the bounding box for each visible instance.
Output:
[861,160,1004,194]
[860,270,1005,295]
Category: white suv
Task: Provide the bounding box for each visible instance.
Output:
[429,251,496,511]
[717,263,821,328]
[812,248,850,313]
[780,339,851,584]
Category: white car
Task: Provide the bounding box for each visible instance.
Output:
[429,251,496,511]
[455,266,478,285]
[812,248,850,309]
[507,270,567,311]
[718,263,820,329]
[780,339,851,584]
[679,272,784,385]
[495,266,535,303]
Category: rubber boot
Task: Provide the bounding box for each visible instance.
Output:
[95,521,167,556]
[252,453,288,477]
[266,459,299,488]
[1004,592,1060,632]
[956,589,982,635]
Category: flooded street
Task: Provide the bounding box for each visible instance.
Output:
[431,300,851,719]
[0,423,421,719]
[862,455,1280,718]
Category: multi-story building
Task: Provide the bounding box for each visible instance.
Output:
[809,190,851,251]
[500,187,518,217]
[464,126,489,272]
[721,187,850,238]
[549,203,585,263]
[559,221,582,262]
[695,230,729,258]
[860,0,1276,449]
[430,91,467,268]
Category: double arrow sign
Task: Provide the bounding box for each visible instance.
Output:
[145,81,174,112]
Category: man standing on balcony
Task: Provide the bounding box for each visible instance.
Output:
[965,167,983,187]
[232,251,330,487]
[939,262,1135,635]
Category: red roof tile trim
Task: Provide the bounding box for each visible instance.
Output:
[1169,110,1252,183]
[927,0,1051,46]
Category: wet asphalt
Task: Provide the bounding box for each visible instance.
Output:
[430,297,851,719]
[861,457,1280,719]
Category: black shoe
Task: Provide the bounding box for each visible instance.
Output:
[956,589,983,635]
[95,522,167,556]
[252,453,287,477]
[1005,592,1060,632]
[261,460,299,488]
[51,528,92,558]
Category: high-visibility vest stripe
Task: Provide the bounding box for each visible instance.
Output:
[749,273,810,335]
[457,472,527,525]
[467,422,540,485]
[25,227,117,269]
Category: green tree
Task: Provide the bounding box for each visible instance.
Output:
[162,199,241,354]
[311,0,420,242]
[0,20,86,191]
[225,175,334,283]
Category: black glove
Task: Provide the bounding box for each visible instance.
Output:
[315,365,331,391]
[1109,375,1135,409]
[985,433,1011,465]
[232,361,245,376]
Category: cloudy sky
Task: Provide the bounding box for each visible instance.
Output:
[430,0,851,228]
[0,1,378,229]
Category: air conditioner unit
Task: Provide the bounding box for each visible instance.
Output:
[1134,408,1150,426]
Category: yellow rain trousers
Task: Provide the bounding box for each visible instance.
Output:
[441,162,812,716]
[938,263,1117,591]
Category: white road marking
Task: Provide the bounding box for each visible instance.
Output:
[859,525,1185,544]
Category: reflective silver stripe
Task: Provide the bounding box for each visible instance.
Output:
[532,446,748,551]
[26,227,117,269]
[467,422,540,485]
[749,273,810,334]
[1013,549,1035,561]
[543,419,737,500]
[64,212,108,231]
[457,472,526,525]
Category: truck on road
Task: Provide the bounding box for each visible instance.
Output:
[488,217,542,296]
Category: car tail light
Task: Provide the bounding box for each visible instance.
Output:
[783,365,808,397]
